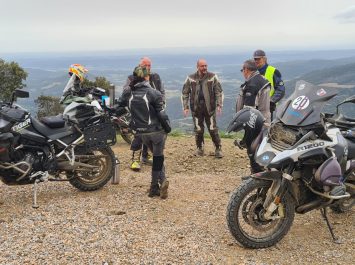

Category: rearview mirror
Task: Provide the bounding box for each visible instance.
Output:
[336,95,355,114]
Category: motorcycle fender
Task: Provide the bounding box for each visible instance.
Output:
[251,170,283,181]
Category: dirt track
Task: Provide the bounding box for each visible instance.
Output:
[0,136,354,264]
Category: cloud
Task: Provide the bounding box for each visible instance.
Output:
[334,5,355,23]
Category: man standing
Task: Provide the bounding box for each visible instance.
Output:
[123,57,165,171]
[237,60,271,123]
[117,65,170,199]
[253,50,285,118]
[182,59,224,158]
[236,59,271,173]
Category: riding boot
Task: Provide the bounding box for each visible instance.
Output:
[158,167,169,199]
[195,133,204,156]
[195,133,204,148]
[148,170,161,197]
[210,131,221,148]
[210,131,223,158]
[130,151,141,171]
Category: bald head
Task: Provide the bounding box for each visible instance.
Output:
[197,58,208,76]
[140,57,152,71]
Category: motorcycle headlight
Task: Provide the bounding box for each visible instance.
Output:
[256,151,276,166]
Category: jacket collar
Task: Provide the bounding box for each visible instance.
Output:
[133,80,151,89]
[258,64,268,74]
[246,71,260,82]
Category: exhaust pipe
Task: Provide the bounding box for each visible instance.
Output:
[296,199,333,214]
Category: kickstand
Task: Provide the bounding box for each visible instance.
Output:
[32,179,40,209]
[320,208,341,244]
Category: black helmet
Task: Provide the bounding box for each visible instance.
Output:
[227,107,265,145]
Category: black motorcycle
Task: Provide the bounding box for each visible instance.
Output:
[0,89,117,208]
[226,80,354,248]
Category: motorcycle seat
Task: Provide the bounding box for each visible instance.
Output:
[31,117,74,140]
[40,115,65,128]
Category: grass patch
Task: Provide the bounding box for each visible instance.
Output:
[169,129,186,137]
[168,129,244,139]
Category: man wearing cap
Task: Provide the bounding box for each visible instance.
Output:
[182,58,224,158]
[236,59,271,173]
[123,57,165,171]
[117,65,171,199]
[253,49,285,119]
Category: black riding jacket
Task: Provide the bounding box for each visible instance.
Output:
[117,81,165,133]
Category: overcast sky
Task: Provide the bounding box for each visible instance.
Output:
[1,0,355,53]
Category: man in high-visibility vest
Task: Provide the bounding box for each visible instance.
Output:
[253,50,285,119]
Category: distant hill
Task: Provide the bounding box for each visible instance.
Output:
[11,52,355,128]
[285,62,355,89]
[275,57,355,80]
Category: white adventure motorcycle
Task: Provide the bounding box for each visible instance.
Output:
[226,80,354,248]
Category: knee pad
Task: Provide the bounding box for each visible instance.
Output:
[152,155,164,171]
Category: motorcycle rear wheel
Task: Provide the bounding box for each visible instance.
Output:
[68,147,114,191]
[227,178,295,249]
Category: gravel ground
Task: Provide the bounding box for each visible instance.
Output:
[0,137,354,264]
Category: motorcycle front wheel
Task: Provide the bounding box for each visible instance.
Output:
[68,147,115,191]
[227,178,295,249]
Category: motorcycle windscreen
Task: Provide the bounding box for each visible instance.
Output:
[62,74,76,94]
[60,74,76,103]
[276,80,338,126]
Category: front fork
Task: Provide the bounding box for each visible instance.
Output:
[262,172,293,220]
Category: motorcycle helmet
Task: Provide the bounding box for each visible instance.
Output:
[68,64,88,82]
[227,107,265,146]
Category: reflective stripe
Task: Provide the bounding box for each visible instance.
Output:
[264,65,276,96]
[194,117,201,132]
[209,115,214,131]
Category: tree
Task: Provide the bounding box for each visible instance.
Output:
[35,95,64,118]
[82,76,112,92]
[0,58,28,102]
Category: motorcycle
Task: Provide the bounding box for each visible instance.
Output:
[0,88,117,208]
[226,80,354,248]
[60,75,133,144]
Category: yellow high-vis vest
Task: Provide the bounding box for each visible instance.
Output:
[264,65,276,97]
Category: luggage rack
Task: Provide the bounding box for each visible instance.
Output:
[83,120,116,151]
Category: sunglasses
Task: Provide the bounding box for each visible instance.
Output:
[240,68,246,72]
[254,57,262,61]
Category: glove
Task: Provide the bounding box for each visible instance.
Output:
[115,106,128,116]
[270,101,276,112]
[157,110,172,133]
